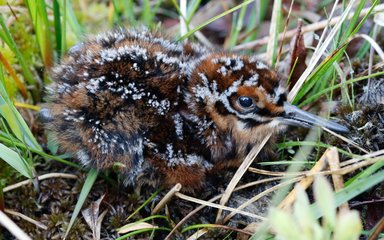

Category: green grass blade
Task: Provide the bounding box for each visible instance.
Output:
[0,67,41,151]
[123,0,137,26]
[126,189,160,221]
[53,0,62,57]
[0,131,79,168]
[58,0,84,40]
[180,0,256,40]
[311,170,384,218]
[181,223,216,233]
[345,160,384,186]
[0,143,32,178]
[298,70,384,107]
[64,168,98,239]
[186,0,202,24]
[24,0,54,69]
[140,0,151,25]
[277,141,355,157]
[294,1,379,105]
[116,227,171,240]
[229,2,247,49]
[110,0,121,25]
[339,0,367,44]
[349,0,378,37]
[292,44,347,104]
[140,0,163,27]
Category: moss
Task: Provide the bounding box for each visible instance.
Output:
[8,15,41,68]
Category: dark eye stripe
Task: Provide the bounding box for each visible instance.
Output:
[253,107,271,116]
[277,94,287,106]
[240,119,271,129]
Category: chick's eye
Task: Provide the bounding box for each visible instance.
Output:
[238,96,253,108]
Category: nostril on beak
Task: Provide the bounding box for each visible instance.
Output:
[280,103,349,133]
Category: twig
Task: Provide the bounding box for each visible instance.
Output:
[368,217,384,240]
[0,210,32,240]
[4,209,47,230]
[350,198,384,207]
[3,173,78,192]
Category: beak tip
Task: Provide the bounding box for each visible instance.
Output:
[326,124,350,134]
[331,123,350,133]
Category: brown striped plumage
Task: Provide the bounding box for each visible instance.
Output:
[41,28,347,193]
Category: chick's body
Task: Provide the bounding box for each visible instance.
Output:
[43,29,287,192]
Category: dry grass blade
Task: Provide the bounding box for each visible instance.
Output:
[0,52,28,99]
[223,177,303,223]
[216,133,272,222]
[277,148,330,209]
[3,173,78,192]
[188,24,215,48]
[82,194,107,240]
[238,222,260,240]
[186,228,208,240]
[323,128,369,154]
[265,0,281,66]
[327,147,349,212]
[288,0,355,102]
[251,151,383,178]
[152,183,182,214]
[275,0,294,70]
[175,192,265,220]
[164,176,284,240]
[321,156,383,176]
[233,4,384,51]
[0,210,32,240]
[185,224,253,240]
[287,19,306,89]
[353,34,384,61]
[118,222,158,234]
[4,209,47,230]
[248,167,296,177]
[340,149,384,167]
[179,0,187,37]
[165,195,222,240]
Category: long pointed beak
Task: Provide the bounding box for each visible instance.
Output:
[279,103,349,133]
